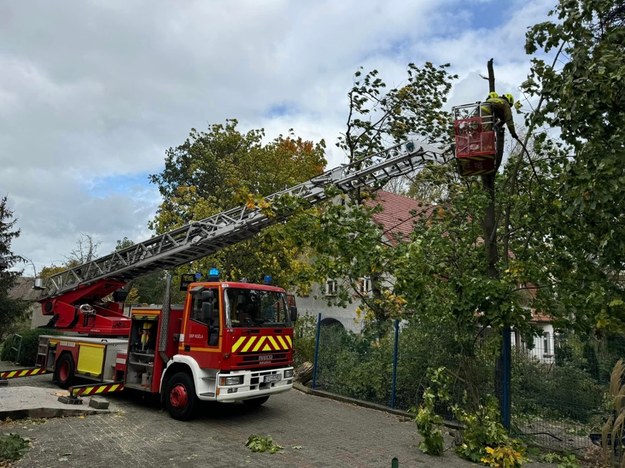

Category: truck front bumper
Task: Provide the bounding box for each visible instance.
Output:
[207,367,294,403]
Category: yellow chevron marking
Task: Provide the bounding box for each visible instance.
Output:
[267,336,279,350]
[95,386,107,394]
[276,336,287,349]
[111,384,120,392]
[232,337,246,353]
[8,371,17,378]
[235,335,294,353]
[252,336,266,352]
[241,336,257,353]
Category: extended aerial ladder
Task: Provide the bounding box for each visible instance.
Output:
[38,140,445,336]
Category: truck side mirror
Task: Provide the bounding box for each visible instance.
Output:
[290,306,298,323]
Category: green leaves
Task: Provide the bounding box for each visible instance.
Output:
[520,0,625,333]
[149,120,326,290]
[245,434,283,454]
[0,196,28,334]
[0,433,30,463]
[338,62,456,162]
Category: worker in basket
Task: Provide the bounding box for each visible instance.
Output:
[481,92,519,140]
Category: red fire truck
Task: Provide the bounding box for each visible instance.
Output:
[2,140,444,420]
[39,276,296,420]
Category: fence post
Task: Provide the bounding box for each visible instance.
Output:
[390,320,399,408]
[312,313,322,390]
[501,326,511,430]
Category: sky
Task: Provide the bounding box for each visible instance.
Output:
[0,0,552,274]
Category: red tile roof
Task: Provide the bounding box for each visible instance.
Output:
[368,190,434,244]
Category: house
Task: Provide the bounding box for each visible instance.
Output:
[511,307,556,365]
[7,276,44,333]
[294,190,431,333]
[294,190,557,356]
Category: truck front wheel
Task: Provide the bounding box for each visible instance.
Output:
[165,372,198,421]
[54,353,75,389]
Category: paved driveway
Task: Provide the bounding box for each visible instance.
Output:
[1,372,477,467]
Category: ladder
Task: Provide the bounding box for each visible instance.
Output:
[41,140,444,299]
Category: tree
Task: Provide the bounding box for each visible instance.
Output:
[339,62,455,162]
[520,0,625,332]
[39,234,101,278]
[149,119,326,290]
[299,62,459,336]
[0,196,27,335]
[65,233,100,266]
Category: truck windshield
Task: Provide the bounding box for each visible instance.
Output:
[224,287,290,328]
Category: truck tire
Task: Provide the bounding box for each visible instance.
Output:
[165,372,198,421]
[54,353,75,389]
[242,395,269,407]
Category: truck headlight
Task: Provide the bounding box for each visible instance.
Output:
[219,375,244,386]
[284,369,294,379]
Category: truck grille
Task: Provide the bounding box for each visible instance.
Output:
[237,353,288,367]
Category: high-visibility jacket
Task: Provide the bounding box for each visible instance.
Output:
[482,95,518,139]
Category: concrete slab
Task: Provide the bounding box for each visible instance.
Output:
[0,386,112,420]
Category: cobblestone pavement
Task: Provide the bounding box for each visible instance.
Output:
[1,371,479,468]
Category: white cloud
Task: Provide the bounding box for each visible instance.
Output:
[0,0,550,273]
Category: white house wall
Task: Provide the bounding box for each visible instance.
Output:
[294,282,365,334]
[512,323,555,364]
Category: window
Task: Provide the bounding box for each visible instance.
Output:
[190,296,205,323]
[224,287,289,328]
[325,279,337,296]
[356,277,372,295]
[190,288,217,325]
[543,332,551,356]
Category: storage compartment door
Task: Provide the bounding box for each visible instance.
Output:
[76,344,105,377]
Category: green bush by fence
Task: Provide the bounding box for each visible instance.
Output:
[301,315,621,454]
[1,329,59,365]
[511,352,604,423]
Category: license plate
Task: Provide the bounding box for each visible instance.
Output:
[263,374,280,383]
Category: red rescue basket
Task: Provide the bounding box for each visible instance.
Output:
[452,102,496,176]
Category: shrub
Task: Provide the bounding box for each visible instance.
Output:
[293,313,317,367]
[415,368,451,456]
[594,359,625,467]
[415,388,445,456]
[512,351,603,422]
[1,328,60,365]
[455,398,525,464]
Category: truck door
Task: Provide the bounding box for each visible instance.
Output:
[183,287,220,367]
